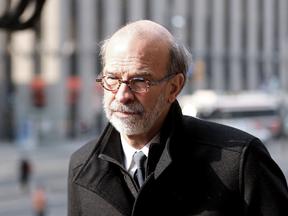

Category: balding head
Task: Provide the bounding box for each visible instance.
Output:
[101,20,173,65]
[99,20,192,93]
[113,20,174,44]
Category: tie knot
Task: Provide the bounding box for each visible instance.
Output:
[133,151,146,169]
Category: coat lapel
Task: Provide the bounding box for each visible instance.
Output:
[73,125,135,215]
[153,101,180,179]
[153,141,173,179]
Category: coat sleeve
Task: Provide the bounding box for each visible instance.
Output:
[68,155,82,216]
[241,139,288,215]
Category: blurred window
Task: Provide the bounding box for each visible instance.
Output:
[197,108,279,119]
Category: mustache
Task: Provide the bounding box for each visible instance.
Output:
[109,100,144,114]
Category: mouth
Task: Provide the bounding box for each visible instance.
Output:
[108,100,144,119]
[113,111,140,118]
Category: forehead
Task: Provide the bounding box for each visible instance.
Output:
[104,35,169,78]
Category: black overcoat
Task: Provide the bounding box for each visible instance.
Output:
[68,100,288,215]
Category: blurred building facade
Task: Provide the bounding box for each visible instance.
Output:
[0,0,288,144]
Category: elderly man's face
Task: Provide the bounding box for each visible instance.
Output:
[102,35,171,135]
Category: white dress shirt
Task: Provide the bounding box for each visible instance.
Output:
[120,132,161,177]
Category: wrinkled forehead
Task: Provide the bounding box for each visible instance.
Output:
[104,35,169,78]
[107,35,165,57]
[103,21,173,78]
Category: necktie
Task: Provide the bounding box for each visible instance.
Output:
[133,151,147,187]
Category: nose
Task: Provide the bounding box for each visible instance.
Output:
[115,82,135,104]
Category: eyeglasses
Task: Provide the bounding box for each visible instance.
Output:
[96,74,174,93]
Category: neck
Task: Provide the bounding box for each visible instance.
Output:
[122,130,159,150]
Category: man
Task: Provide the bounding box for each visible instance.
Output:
[68,20,288,215]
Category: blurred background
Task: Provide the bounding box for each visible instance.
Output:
[0,0,288,215]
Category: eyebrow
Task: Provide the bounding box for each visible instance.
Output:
[103,70,152,78]
[134,71,151,77]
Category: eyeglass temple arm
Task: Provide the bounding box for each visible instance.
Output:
[147,74,174,86]
[96,78,102,82]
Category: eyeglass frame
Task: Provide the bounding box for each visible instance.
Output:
[96,74,175,93]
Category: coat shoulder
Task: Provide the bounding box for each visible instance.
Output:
[69,139,98,169]
[181,115,258,151]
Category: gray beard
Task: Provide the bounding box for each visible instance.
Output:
[103,86,167,135]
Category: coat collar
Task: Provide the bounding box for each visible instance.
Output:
[153,99,183,178]
[73,125,135,215]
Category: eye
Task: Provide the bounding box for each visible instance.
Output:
[103,75,119,90]
[130,78,148,92]
[105,75,118,80]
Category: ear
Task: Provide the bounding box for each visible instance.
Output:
[167,74,184,104]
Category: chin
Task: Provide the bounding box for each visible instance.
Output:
[110,115,152,135]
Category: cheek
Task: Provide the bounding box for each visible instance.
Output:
[103,91,115,107]
[137,94,158,111]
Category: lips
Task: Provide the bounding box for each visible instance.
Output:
[113,110,141,119]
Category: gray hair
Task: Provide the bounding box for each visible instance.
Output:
[167,37,193,92]
[99,36,110,68]
[99,36,193,93]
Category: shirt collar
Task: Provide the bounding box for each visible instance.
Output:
[121,132,161,171]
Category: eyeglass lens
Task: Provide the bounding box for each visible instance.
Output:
[103,77,147,92]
